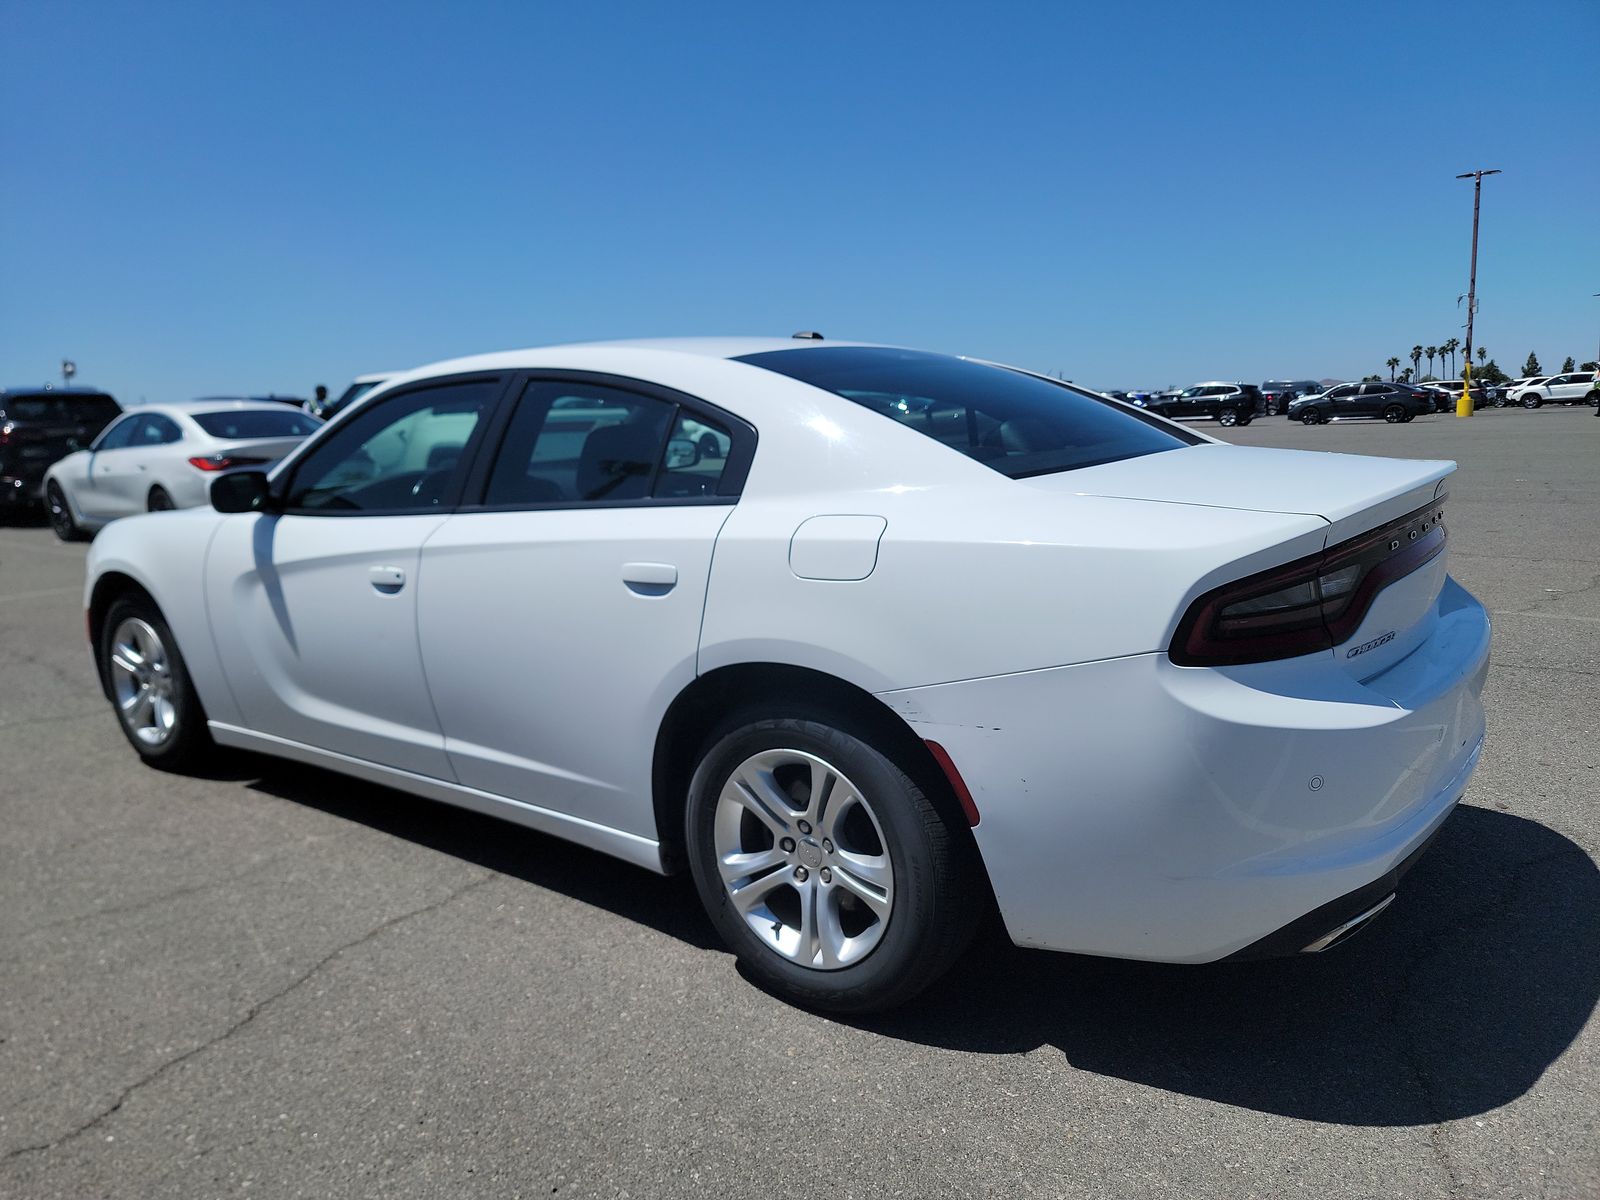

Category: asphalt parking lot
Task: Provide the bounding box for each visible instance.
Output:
[1,405,1595,1199]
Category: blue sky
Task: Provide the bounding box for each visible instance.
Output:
[3,0,1595,401]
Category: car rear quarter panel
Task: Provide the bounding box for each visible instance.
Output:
[700,482,1329,692]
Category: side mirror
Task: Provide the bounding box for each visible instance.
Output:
[663,437,701,471]
[211,470,274,514]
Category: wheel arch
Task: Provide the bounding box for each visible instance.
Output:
[88,571,158,699]
[651,662,995,901]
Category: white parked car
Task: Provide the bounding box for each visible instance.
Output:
[83,339,1489,1011]
[1507,371,1599,408]
[46,401,320,540]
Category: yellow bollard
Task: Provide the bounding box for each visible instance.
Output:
[1457,363,1475,417]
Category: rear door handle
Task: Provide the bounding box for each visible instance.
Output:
[369,565,406,594]
[622,562,677,596]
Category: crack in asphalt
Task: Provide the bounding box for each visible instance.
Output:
[1385,842,1591,1196]
[0,871,495,1165]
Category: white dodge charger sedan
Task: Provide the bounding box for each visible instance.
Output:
[83,339,1489,1011]
[46,401,320,539]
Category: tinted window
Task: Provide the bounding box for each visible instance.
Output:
[92,415,139,450]
[485,382,676,505]
[128,413,183,445]
[285,381,495,512]
[192,410,319,439]
[660,412,732,499]
[737,347,1195,478]
[5,393,119,425]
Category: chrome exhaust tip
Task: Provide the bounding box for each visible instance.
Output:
[1300,893,1396,954]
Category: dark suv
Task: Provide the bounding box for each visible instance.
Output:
[0,387,122,512]
[1287,382,1433,425]
[1145,382,1262,427]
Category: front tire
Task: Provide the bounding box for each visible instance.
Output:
[46,481,86,542]
[1300,409,1322,425]
[1523,394,1541,409]
[99,594,214,771]
[686,716,979,1013]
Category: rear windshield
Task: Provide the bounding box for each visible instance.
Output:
[737,347,1197,478]
[5,394,120,425]
[191,410,319,439]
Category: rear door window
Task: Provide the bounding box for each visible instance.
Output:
[483,381,738,507]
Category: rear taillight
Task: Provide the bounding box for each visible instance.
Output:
[188,455,267,472]
[1171,500,1447,666]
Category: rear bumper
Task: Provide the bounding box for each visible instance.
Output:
[877,576,1491,963]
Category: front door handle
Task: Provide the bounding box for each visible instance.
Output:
[369,565,406,594]
[622,562,677,596]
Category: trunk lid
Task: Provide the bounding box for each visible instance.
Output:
[1026,444,1456,680]
[196,437,309,468]
[1023,443,1452,526]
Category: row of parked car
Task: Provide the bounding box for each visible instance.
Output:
[1,366,741,541]
[0,382,352,540]
[1101,370,1599,428]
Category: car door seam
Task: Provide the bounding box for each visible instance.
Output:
[694,505,740,678]
[414,514,464,783]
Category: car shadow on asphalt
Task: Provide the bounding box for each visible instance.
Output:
[247,764,1597,1127]
[244,759,723,952]
[852,803,1600,1127]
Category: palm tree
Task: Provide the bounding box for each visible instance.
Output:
[1400,367,1414,383]
[1411,345,1423,379]
[1426,346,1438,378]
[1386,356,1400,380]
[1477,347,1487,367]
[1445,337,1460,376]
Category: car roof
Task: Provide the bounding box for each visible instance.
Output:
[1,385,115,398]
[351,372,400,383]
[356,337,886,402]
[128,400,312,417]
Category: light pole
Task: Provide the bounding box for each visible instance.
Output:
[1454,169,1500,416]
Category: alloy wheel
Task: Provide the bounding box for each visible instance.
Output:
[107,617,179,747]
[713,748,895,970]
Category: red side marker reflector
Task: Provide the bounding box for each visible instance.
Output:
[924,739,980,827]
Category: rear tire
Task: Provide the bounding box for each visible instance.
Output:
[1586,391,1599,406]
[1217,407,1239,427]
[147,486,175,512]
[99,594,215,772]
[686,715,980,1013]
[1383,404,1405,423]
